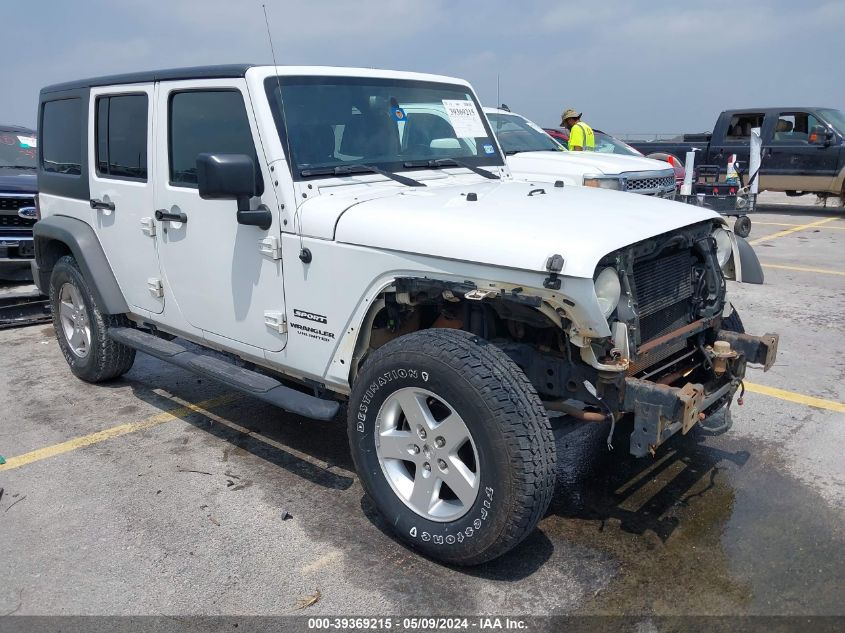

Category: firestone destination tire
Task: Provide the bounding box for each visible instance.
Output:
[348,328,556,565]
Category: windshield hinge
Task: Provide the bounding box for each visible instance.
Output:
[264,310,287,334]
[259,236,282,260]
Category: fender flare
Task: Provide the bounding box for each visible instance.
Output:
[33,215,129,314]
[734,235,764,284]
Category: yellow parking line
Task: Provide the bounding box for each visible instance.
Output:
[755,221,845,230]
[745,382,845,413]
[0,393,240,472]
[762,263,845,277]
[749,217,839,245]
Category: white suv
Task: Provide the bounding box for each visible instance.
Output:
[33,65,777,565]
[484,106,677,196]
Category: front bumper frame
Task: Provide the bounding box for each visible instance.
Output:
[0,235,35,262]
[622,331,779,457]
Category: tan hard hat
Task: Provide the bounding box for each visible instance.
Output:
[561,108,581,125]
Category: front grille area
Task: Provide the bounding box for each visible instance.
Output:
[633,249,694,343]
[0,214,36,232]
[0,196,35,211]
[625,174,675,193]
[0,214,36,227]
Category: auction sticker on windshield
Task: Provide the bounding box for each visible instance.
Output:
[442,99,487,138]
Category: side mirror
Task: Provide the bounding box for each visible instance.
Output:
[196,153,256,210]
[809,125,832,146]
[196,153,271,230]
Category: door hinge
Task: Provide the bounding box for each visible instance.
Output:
[264,310,287,334]
[147,278,164,298]
[258,235,282,260]
[140,217,156,236]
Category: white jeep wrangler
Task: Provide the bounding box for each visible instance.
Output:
[33,65,778,565]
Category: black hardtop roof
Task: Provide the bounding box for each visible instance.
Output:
[41,64,256,95]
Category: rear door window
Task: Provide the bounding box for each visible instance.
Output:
[168,90,262,192]
[95,94,148,180]
[41,98,82,175]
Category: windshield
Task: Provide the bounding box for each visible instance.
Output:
[486,112,562,154]
[265,76,503,180]
[0,131,37,169]
[818,108,845,135]
[594,131,643,156]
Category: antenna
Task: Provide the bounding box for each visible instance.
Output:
[262,4,310,263]
[496,74,500,111]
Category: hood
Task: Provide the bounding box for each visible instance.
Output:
[0,167,37,194]
[506,150,672,181]
[331,179,720,278]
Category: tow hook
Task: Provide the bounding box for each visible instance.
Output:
[709,340,738,375]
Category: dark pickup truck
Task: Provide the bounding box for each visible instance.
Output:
[1,124,38,279]
[629,107,845,202]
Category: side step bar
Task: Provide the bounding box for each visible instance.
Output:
[108,327,340,421]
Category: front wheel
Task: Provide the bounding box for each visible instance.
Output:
[348,329,556,565]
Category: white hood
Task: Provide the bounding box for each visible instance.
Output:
[319,179,720,278]
[506,150,672,183]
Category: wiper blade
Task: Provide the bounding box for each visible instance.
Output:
[403,158,499,180]
[0,165,36,170]
[301,164,424,187]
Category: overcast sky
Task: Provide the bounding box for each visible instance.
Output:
[5,0,844,135]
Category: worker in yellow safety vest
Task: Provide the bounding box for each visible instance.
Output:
[561,108,595,151]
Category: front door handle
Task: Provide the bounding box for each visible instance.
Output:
[155,209,188,223]
[90,198,115,211]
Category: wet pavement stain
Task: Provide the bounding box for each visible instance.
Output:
[543,420,845,615]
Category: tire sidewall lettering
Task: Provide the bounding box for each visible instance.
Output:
[356,368,419,432]
[354,366,504,549]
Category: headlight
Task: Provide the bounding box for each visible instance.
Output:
[713,228,733,268]
[594,267,621,317]
[583,175,623,190]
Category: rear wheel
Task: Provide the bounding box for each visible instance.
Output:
[348,328,556,565]
[49,255,135,383]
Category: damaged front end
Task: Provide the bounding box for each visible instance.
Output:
[356,222,777,459]
[579,221,778,457]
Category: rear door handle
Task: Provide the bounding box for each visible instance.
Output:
[155,209,188,223]
[90,198,115,211]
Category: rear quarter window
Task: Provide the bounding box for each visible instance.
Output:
[41,98,83,175]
